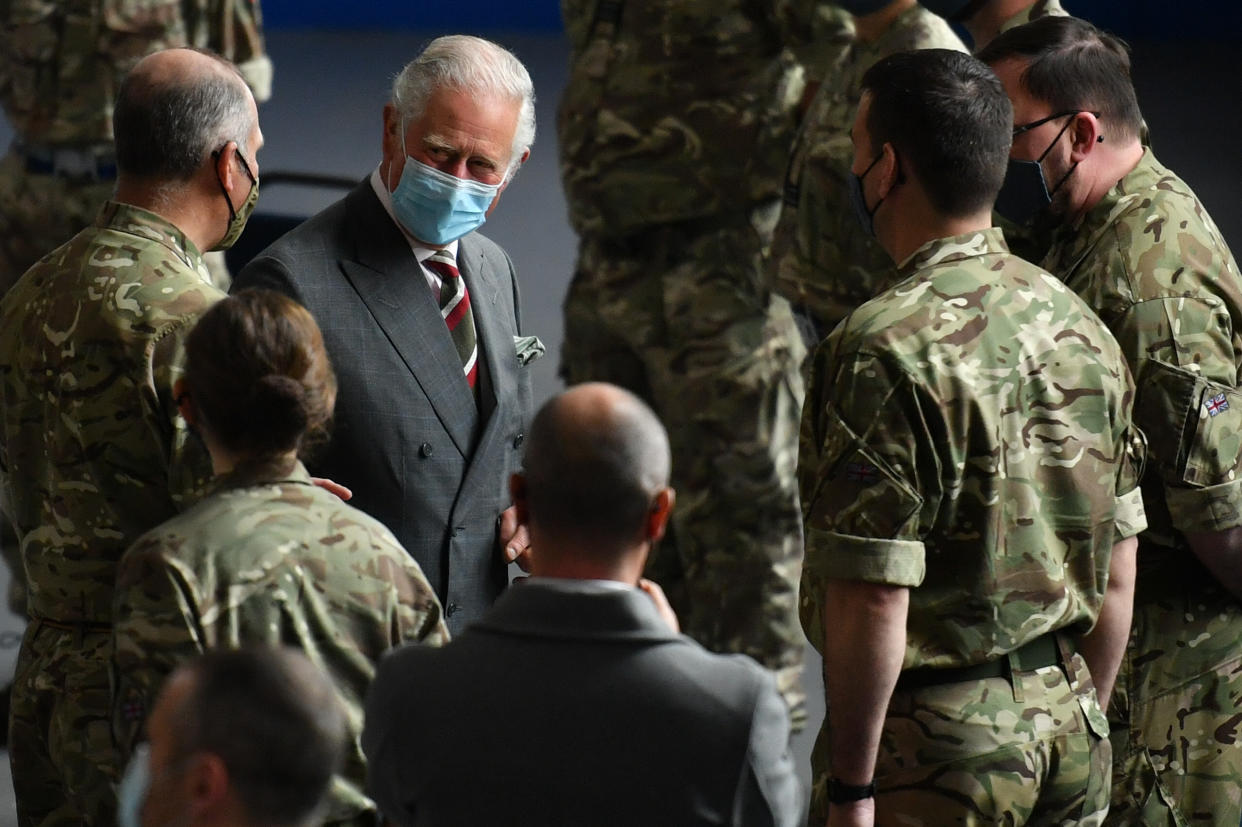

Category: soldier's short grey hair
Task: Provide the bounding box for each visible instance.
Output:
[391,35,536,178]
[115,49,254,181]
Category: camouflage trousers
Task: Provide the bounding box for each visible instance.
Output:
[10,622,118,826]
[810,650,1112,825]
[561,212,808,726]
[1105,575,1242,826]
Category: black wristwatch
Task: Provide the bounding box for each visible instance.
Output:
[827,777,876,804]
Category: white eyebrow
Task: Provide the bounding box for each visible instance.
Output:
[421,133,502,169]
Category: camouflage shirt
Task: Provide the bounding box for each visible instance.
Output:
[766,4,966,329]
[0,0,270,145]
[799,228,1146,669]
[558,0,841,237]
[1043,149,1242,568]
[0,201,221,623]
[998,0,1067,34]
[112,458,448,824]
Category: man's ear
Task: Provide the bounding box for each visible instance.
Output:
[645,488,675,543]
[185,753,231,816]
[875,141,902,200]
[214,141,239,192]
[1068,111,1104,162]
[380,103,403,180]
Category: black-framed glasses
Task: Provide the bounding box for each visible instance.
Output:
[1012,110,1100,137]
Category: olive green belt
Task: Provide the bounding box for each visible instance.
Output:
[895,632,1062,692]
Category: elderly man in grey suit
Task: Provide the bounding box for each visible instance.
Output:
[363,382,804,827]
[233,35,539,633]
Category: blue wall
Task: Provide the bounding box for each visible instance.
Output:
[262,0,1240,39]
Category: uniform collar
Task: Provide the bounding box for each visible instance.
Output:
[1045,148,1163,277]
[211,456,313,494]
[897,226,1008,275]
[96,201,208,278]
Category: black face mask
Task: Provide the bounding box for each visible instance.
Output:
[848,152,885,238]
[994,111,1085,226]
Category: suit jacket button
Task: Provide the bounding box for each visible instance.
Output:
[513,433,524,449]
[446,602,459,617]
[420,442,433,457]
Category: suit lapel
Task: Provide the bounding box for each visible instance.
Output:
[455,235,515,504]
[339,185,478,457]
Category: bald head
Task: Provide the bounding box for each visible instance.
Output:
[115,48,256,182]
[523,383,670,553]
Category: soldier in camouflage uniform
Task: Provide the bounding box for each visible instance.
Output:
[981,17,1242,826]
[0,0,272,632]
[800,50,1145,825]
[0,49,260,826]
[557,0,847,727]
[918,0,1068,50]
[766,0,965,342]
[0,0,272,298]
[112,289,448,827]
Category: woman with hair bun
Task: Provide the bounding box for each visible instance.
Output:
[110,289,447,826]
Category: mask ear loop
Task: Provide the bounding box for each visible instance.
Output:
[1037,116,1083,199]
[210,148,239,225]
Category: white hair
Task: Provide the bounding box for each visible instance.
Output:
[392,35,536,178]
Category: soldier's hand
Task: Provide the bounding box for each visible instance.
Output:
[499,506,531,571]
[638,578,679,633]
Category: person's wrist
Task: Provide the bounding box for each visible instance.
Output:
[827,777,876,805]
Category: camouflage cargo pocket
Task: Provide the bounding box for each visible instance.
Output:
[1134,747,1191,827]
[1183,378,1242,486]
[1133,359,1197,479]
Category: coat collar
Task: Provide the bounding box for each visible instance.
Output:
[469,580,683,644]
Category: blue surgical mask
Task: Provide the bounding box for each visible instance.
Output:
[390,152,501,247]
[117,744,151,827]
[848,152,886,239]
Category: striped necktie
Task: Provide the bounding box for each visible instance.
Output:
[424,249,478,389]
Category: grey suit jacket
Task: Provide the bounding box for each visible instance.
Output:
[362,581,805,827]
[232,181,533,633]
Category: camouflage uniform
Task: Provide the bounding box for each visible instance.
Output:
[800,228,1147,824]
[0,202,221,826]
[112,458,448,827]
[0,0,272,300]
[557,0,833,726]
[998,0,1068,33]
[1041,149,1242,827]
[766,5,966,340]
[0,0,269,638]
[986,0,1070,265]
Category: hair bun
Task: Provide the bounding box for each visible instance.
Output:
[249,374,310,439]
